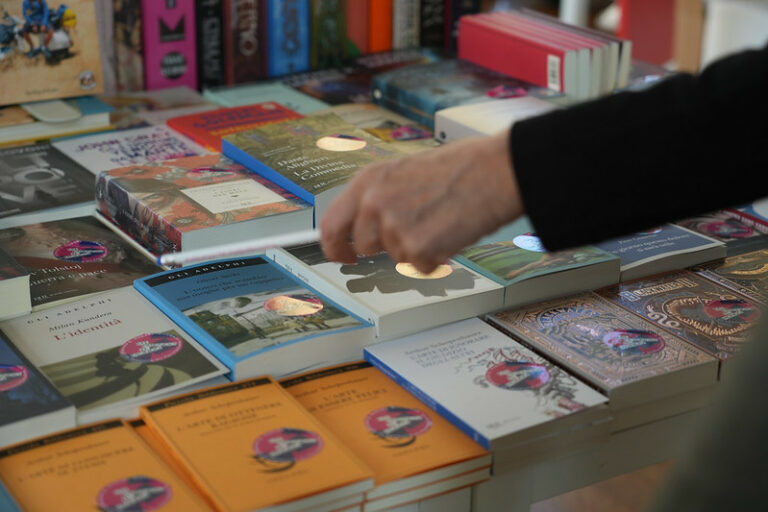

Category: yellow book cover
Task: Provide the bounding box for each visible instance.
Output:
[139,376,374,512]
[281,362,491,495]
[0,420,210,511]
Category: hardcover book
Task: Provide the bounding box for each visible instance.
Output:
[0,248,29,320]
[0,328,75,448]
[488,293,717,422]
[264,0,311,77]
[139,377,375,512]
[594,223,726,281]
[0,0,104,106]
[694,249,768,305]
[223,113,406,223]
[674,210,768,256]
[167,101,303,151]
[455,217,620,308]
[204,81,331,113]
[0,143,95,229]
[364,317,609,451]
[134,256,375,380]
[599,270,763,379]
[142,0,197,90]
[96,153,313,255]
[0,215,161,309]
[0,420,211,511]
[281,361,492,510]
[267,242,504,338]
[0,286,227,423]
[53,125,207,176]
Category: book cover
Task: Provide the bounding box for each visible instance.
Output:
[204,81,331,113]
[694,249,768,305]
[420,0,444,48]
[599,271,763,373]
[0,247,29,320]
[114,0,145,91]
[0,328,75,448]
[224,0,265,84]
[392,0,420,50]
[134,103,219,127]
[96,153,312,255]
[265,0,310,77]
[726,198,768,235]
[0,143,94,225]
[195,0,226,89]
[595,223,726,281]
[142,0,197,90]
[364,317,609,450]
[368,0,393,52]
[139,377,374,512]
[310,0,346,70]
[0,420,211,511]
[0,216,161,309]
[167,101,303,151]
[0,286,227,423]
[312,103,432,142]
[674,210,768,256]
[345,0,367,56]
[445,0,480,53]
[0,0,104,106]
[488,293,717,410]
[134,256,374,380]
[52,125,207,175]
[222,113,405,222]
[268,242,504,338]
[281,67,374,105]
[0,106,34,128]
[281,361,491,501]
[0,478,20,511]
[100,86,212,129]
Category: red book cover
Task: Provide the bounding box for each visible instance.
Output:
[167,102,302,151]
[223,0,265,84]
[369,0,393,52]
[346,0,369,55]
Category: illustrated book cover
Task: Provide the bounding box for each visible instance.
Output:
[0,286,227,423]
[0,247,29,320]
[96,153,312,255]
[142,0,197,91]
[0,215,161,309]
[268,242,505,338]
[694,249,768,305]
[134,256,375,380]
[726,198,768,235]
[139,376,374,512]
[264,0,311,77]
[674,210,768,256]
[311,103,433,143]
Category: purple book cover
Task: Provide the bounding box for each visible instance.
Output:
[143,0,198,90]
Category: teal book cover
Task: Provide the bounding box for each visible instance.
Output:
[203,82,330,113]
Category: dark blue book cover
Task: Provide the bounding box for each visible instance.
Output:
[266,0,311,77]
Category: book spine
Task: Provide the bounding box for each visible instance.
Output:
[368,0,393,52]
[444,0,480,54]
[419,0,444,48]
[142,0,198,90]
[114,0,146,91]
[196,0,227,89]
[345,0,369,56]
[230,0,266,83]
[363,349,491,450]
[310,0,347,70]
[266,0,311,77]
[723,208,768,235]
[392,0,420,49]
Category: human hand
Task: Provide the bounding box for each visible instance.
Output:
[320,129,524,274]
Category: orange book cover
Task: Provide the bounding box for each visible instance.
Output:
[167,102,303,152]
[139,377,374,512]
[369,0,393,52]
[0,420,210,511]
[281,362,491,492]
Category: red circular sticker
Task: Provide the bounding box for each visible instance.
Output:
[252,428,323,463]
[97,476,172,512]
[700,221,754,239]
[486,361,550,390]
[603,329,665,356]
[119,333,183,363]
[704,299,760,323]
[53,240,108,262]
[0,364,29,392]
[364,406,432,439]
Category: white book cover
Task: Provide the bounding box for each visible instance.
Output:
[52,125,208,175]
[364,318,609,450]
[268,243,504,337]
[0,286,227,424]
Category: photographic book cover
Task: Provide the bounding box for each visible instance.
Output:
[142,0,197,90]
[0,420,210,511]
[695,249,768,305]
[674,211,767,255]
[0,286,226,419]
[0,142,93,222]
[0,216,161,308]
[0,0,104,106]
[364,318,608,450]
[599,271,763,363]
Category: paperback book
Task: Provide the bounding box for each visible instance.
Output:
[203,81,331,113]
[134,256,375,380]
[726,198,768,235]
[97,153,313,255]
[674,210,768,256]
[281,361,492,510]
[142,0,198,90]
[268,243,504,338]
[599,270,763,379]
[139,377,375,512]
[312,103,433,143]
[0,478,19,511]
[0,215,161,309]
[264,0,311,77]
[694,249,768,305]
[310,0,346,70]
[0,248,29,319]
[455,216,620,308]
[223,0,264,84]
[0,328,75,448]
[223,113,406,223]
[0,286,227,424]
[0,420,211,511]
[100,86,214,129]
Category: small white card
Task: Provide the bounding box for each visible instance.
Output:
[181,179,285,214]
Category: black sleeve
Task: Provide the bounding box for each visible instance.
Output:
[510,44,768,252]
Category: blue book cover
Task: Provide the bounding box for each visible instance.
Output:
[68,96,114,116]
[134,256,374,380]
[0,478,20,512]
[266,0,311,77]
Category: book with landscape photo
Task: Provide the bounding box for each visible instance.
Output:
[96,153,312,256]
[134,256,375,380]
[0,247,29,319]
[693,249,768,305]
[268,242,504,338]
[0,215,161,309]
[0,286,228,423]
[674,210,768,256]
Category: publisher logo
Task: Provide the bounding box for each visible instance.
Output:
[704,299,760,324]
[252,428,323,472]
[0,364,29,392]
[365,406,432,447]
[486,361,550,390]
[700,221,754,239]
[264,294,324,316]
[186,166,237,182]
[512,234,546,253]
[53,240,108,262]
[316,134,367,152]
[603,329,666,356]
[79,70,96,90]
[486,85,527,99]
[119,333,183,363]
[97,476,172,512]
[395,262,453,279]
